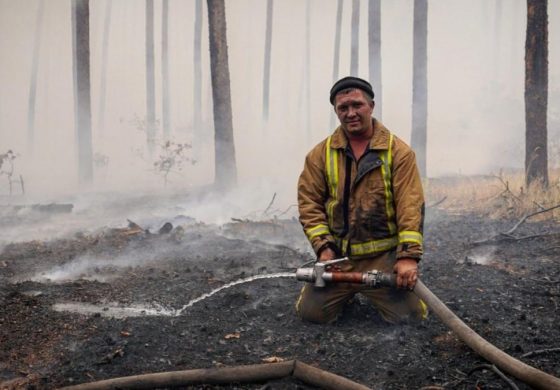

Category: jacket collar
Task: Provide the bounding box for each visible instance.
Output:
[330,118,390,150]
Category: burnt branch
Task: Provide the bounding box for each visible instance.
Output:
[470,204,560,246]
[467,364,520,390]
[490,173,523,205]
[427,196,447,208]
[504,204,560,236]
[521,347,560,359]
[263,193,277,215]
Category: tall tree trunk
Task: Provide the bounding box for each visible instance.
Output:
[525,0,548,187]
[368,0,382,120]
[207,0,237,189]
[145,0,156,155]
[410,0,428,178]
[330,0,343,130]
[162,0,170,138]
[350,0,360,76]
[262,0,273,123]
[27,0,45,154]
[97,0,112,139]
[193,0,203,136]
[71,0,93,185]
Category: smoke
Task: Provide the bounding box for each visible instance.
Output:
[0,0,559,201]
[463,245,497,266]
[29,254,132,283]
[0,179,299,254]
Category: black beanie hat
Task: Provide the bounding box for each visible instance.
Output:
[329,76,375,105]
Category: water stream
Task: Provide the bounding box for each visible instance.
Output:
[174,272,295,315]
[52,272,296,318]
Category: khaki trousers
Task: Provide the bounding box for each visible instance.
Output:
[295,250,428,324]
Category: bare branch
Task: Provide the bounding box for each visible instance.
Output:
[468,364,520,390]
[521,347,560,359]
[275,204,297,218]
[504,204,560,236]
[470,204,560,246]
[428,196,447,208]
[263,192,277,215]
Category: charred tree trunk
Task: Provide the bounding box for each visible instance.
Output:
[368,0,382,120]
[330,0,343,130]
[145,0,156,155]
[193,0,203,138]
[350,0,360,76]
[410,0,428,178]
[207,0,237,189]
[162,0,170,138]
[525,0,548,187]
[71,0,93,184]
[27,0,45,153]
[262,0,273,123]
[97,0,112,138]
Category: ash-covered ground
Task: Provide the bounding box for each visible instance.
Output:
[0,192,559,389]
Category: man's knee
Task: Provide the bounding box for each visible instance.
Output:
[374,292,429,324]
[295,286,340,324]
[296,296,335,324]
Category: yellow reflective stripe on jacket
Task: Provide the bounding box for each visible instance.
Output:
[343,236,399,256]
[325,136,338,198]
[398,231,423,245]
[305,224,330,240]
[419,299,429,319]
[336,237,348,254]
[325,136,339,228]
[379,133,396,235]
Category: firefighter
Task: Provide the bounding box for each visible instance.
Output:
[296,76,427,324]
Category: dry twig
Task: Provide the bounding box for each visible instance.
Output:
[491,173,523,205]
[263,193,277,215]
[275,204,297,218]
[428,196,447,208]
[468,364,519,390]
[521,347,560,359]
[504,204,560,236]
[470,203,560,246]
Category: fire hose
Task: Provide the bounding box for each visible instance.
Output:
[295,257,560,390]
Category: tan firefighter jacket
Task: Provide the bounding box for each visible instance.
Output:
[298,119,425,261]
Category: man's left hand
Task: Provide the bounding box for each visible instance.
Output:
[393,258,418,290]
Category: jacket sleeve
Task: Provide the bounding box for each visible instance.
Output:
[391,139,425,261]
[297,147,337,255]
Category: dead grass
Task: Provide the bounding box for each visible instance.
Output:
[425,169,560,221]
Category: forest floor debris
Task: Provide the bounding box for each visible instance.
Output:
[1,200,559,389]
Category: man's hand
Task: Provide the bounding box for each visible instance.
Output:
[318,247,343,271]
[393,258,418,290]
[318,247,336,262]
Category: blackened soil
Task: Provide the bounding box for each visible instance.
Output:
[1,209,559,389]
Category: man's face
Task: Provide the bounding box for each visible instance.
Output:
[334,89,374,137]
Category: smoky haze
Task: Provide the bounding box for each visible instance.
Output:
[0,0,559,208]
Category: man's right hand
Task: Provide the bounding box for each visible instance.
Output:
[318,247,343,271]
[318,247,336,262]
